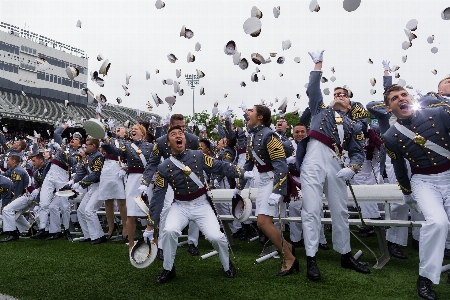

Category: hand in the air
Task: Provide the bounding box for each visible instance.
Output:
[308,50,325,64]
[382,60,390,71]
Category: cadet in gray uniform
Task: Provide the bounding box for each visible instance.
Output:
[235,105,297,277]
[0,133,27,172]
[1,153,46,242]
[383,84,450,300]
[299,51,369,281]
[0,154,30,240]
[102,124,152,252]
[0,174,14,236]
[141,114,201,257]
[72,137,105,244]
[32,125,82,239]
[149,126,252,284]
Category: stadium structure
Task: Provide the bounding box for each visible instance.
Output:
[0,22,158,137]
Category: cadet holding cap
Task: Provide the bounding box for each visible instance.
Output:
[299,50,369,281]
[149,125,250,284]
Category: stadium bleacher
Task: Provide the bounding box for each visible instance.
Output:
[0,90,159,126]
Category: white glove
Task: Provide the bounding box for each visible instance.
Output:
[138,185,148,195]
[95,103,102,114]
[286,156,296,165]
[224,106,233,118]
[143,229,154,243]
[135,109,141,117]
[66,120,73,128]
[308,50,325,64]
[67,180,74,187]
[53,143,61,151]
[233,189,241,196]
[72,182,80,190]
[30,189,39,200]
[117,169,127,179]
[198,124,206,131]
[268,193,281,206]
[238,102,247,111]
[107,120,115,129]
[49,139,54,146]
[403,194,421,213]
[150,116,157,124]
[213,179,220,189]
[218,110,224,117]
[336,167,355,181]
[33,206,40,214]
[243,171,254,180]
[416,89,423,98]
[382,60,390,71]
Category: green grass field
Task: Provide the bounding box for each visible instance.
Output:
[0,227,449,300]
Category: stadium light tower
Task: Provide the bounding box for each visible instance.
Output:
[185,74,199,116]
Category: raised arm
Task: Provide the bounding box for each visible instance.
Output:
[306,50,325,116]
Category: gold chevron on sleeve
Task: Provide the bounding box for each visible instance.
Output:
[155,172,165,188]
[91,157,103,172]
[152,143,159,156]
[267,135,286,161]
[204,154,214,168]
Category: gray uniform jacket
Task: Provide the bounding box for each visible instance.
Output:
[238,124,288,196]
[213,146,236,187]
[384,106,450,194]
[32,162,48,204]
[50,126,82,174]
[0,175,13,208]
[3,165,29,201]
[149,149,245,223]
[142,132,199,186]
[73,150,104,189]
[301,70,364,172]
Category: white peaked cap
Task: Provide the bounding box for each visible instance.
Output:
[294,57,300,63]
[155,0,165,9]
[431,47,438,54]
[309,0,320,12]
[243,17,262,37]
[427,35,434,44]
[251,6,263,19]
[282,40,291,51]
[146,71,150,80]
[233,52,241,65]
[273,6,280,18]
[195,42,201,51]
[97,53,104,61]
[176,69,181,78]
[406,19,418,31]
[76,20,82,28]
[343,0,361,12]
[99,59,111,76]
[442,7,450,20]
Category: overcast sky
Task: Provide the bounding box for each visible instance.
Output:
[1,0,449,119]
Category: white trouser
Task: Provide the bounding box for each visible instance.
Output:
[300,138,351,257]
[385,157,425,245]
[162,194,229,271]
[2,195,30,232]
[289,200,327,244]
[411,169,450,284]
[48,196,70,233]
[352,159,380,219]
[158,186,200,248]
[39,164,69,229]
[77,183,104,240]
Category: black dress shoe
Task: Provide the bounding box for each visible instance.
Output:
[155,267,176,284]
[444,248,450,260]
[91,236,107,245]
[64,229,73,242]
[79,238,91,243]
[188,244,200,256]
[417,276,436,300]
[113,235,128,243]
[341,256,371,274]
[306,259,321,281]
[319,243,330,250]
[239,224,251,240]
[157,248,164,261]
[412,239,420,251]
[0,233,19,242]
[21,228,34,237]
[232,228,243,239]
[31,229,48,239]
[224,260,237,278]
[276,259,299,276]
[388,242,407,259]
[46,232,64,240]
[258,231,269,245]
